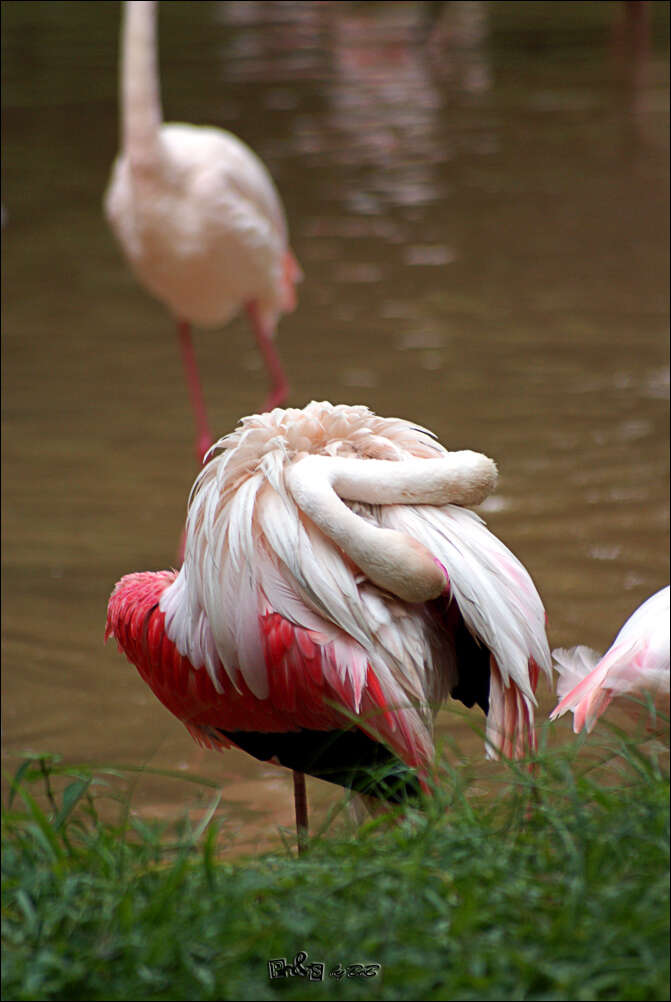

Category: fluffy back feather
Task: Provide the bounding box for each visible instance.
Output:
[160,402,551,760]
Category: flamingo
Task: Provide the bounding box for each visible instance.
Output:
[106,401,552,852]
[104,1,300,464]
[550,585,670,733]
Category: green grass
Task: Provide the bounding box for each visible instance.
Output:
[2,724,669,1002]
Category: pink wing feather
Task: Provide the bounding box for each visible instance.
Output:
[106,570,428,770]
[550,586,670,732]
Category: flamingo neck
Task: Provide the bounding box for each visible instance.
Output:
[285,454,496,603]
[121,1,162,169]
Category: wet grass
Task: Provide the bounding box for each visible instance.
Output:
[2,722,669,1002]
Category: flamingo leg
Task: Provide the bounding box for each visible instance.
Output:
[293,770,308,856]
[177,319,214,465]
[246,302,289,412]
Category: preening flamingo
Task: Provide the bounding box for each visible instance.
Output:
[104,1,300,463]
[106,401,552,852]
[550,585,670,733]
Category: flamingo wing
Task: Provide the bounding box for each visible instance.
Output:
[550,586,670,732]
[379,502,552,758]
[106,571,426,800]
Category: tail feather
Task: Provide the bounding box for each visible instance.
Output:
[485,658,539,760]
[551,646,630,733]
[551,587,670,733]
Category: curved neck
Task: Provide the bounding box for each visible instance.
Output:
[286,456,474,603]
[289,453,497,508]
[121,1,162,166]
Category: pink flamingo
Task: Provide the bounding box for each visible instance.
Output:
[550,586,670,733]
[104,1,300,464]
[106,402,552,852]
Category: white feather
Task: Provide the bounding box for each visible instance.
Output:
[162,401,550,763]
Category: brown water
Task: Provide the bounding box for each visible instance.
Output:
[2,1,669,855]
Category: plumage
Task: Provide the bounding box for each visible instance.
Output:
[105,1,300,462]
[550,586,670,732]
[106,401,552,841]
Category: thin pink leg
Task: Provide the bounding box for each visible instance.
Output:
[293,770,308,856]
[177,319,213,464]
[246,302,289,412]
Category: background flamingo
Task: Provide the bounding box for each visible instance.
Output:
[550,585,670,733]
[104,1,300,464]
[106,401,552,852]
